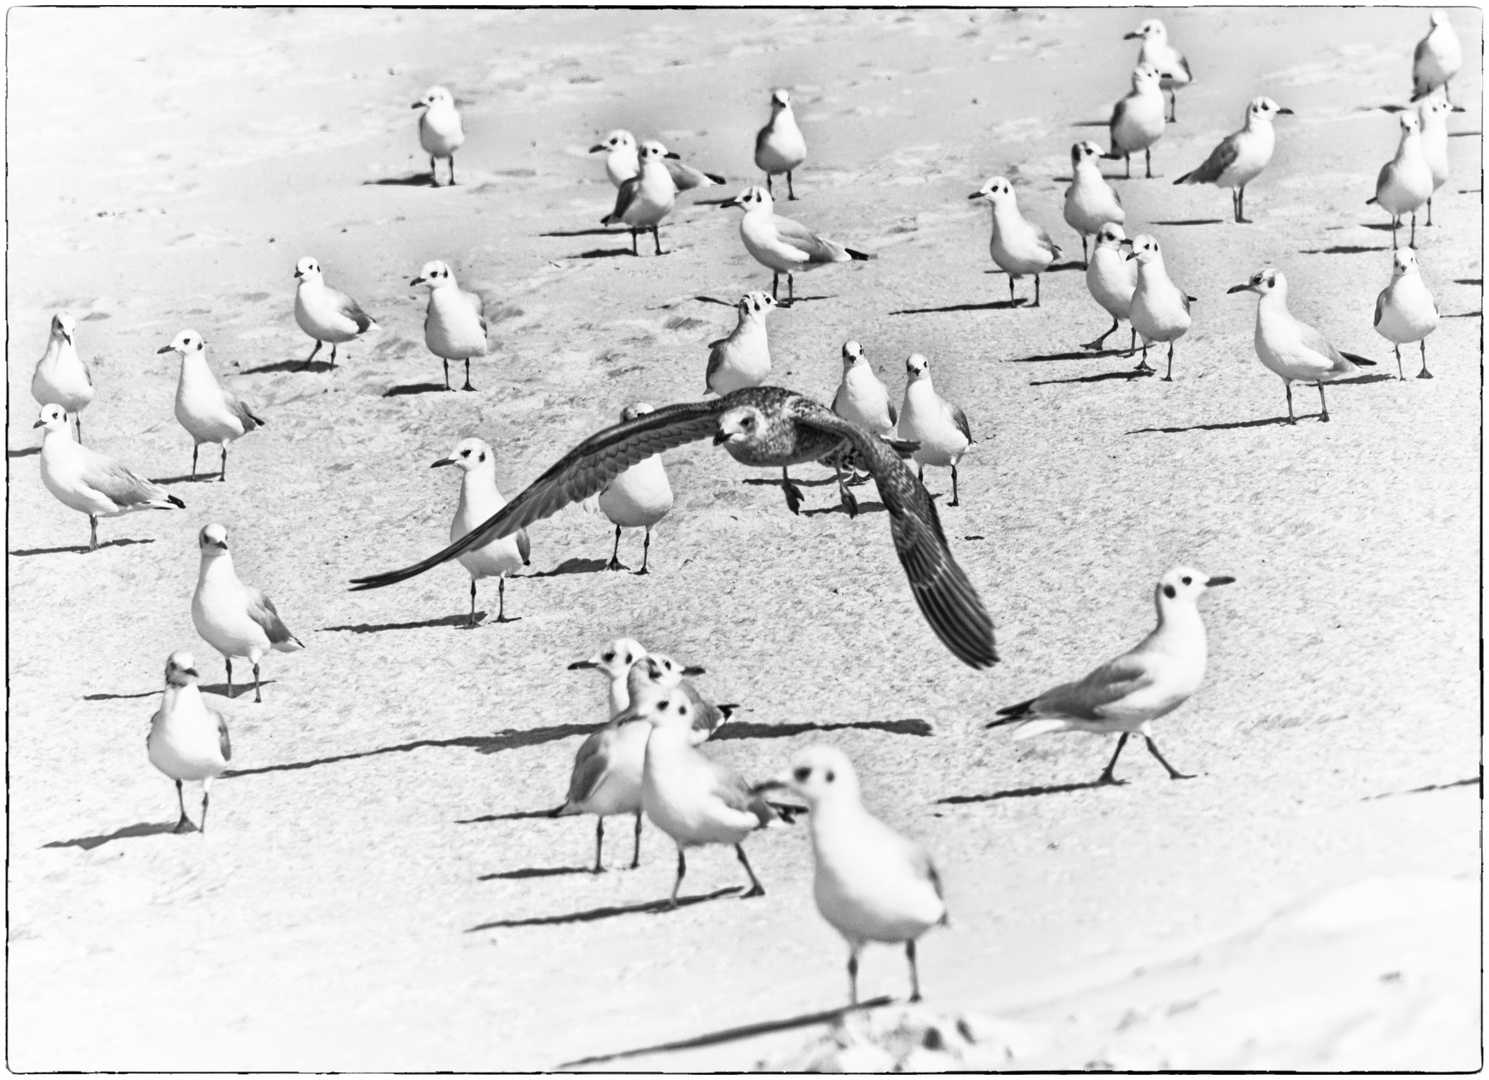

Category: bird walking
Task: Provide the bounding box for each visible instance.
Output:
[1063,141,1125,265]
[31,313,93,443]
[192,523,304,703]
[1228,267,1378,422]
[432,437,531,624]
[592,403,674,574]
[159,330,265,482]
[1081,223,1138,354]
[1173,96,1293,223]
[896,354,973,508]
[754,88,807,200]
[1107,63,1166,179]
[970,176,1061,306]
[721,186,874,304]
[410,260,488,391]
[705,292,776,396]
[1417,95,1455,227]
[1124,19,1193,122]
[989,567,1234,785]
[292,257,376,370]
[148,652,231,834]
[1369,112,1433,249]
[1374,248,1440,380]
[34,404,184,551]
[412,86,465,186]
[756,747,947,1007]
[601,140,679,256]
[1412,10,1462,103]
[1126,234,1193,380]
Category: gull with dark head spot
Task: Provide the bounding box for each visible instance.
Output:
[293,257,376,371]
[970,176,1061,307]
[601,140,678,256]
[193,523,304,703]
[591,403,673,574]
[896,354,973,508]
[1374,247,1440,380]
[159,330,265,481]
[1126,234,1193,380]
[591,130,725,191]
[832,341,897,446]
[1081,223,1138,354]
[1124,19,1192,122]
[1063,141,1124,266]
[1416,95,1456,227]
[567,637,652,719]
[721,186,874,304]
[32,313,93,443]
[1173,97,1293,224]
[1106,63,1166,179]
[149,651,231,834]
[412,86,465,186]
[410,260,487,391]
[705,292,776,396]
[432,437,531,624]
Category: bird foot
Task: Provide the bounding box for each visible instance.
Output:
[1236,216,1253,225]
[1161,375,1174,383]
[1080,338,1110,352]
[947,497,960,508]
[839,492,860,518]
[1096,773,1127,787]
[172,817,197,834]
[1167,771,1197,781]
[461,383,477,392]
[592,864,607,875]
[633,567,651,576]
[493,613,521,624]
[844,471,871,488]
[1416,370,1435,380]
[629,859,640,871]
[741,884,766,899]
[605,558,629,572]
[1318,414,1331,423]
[782,486,804,515]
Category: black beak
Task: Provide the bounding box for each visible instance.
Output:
[588,144,607,153]
[712,430,730,445]
[1277,107,1295,115]
[567,659,598,671]
[431,457,455,468]
[1452,104,1468,113]
[156,345,174,354]
[967,191,985,200]
[681,665,706,677]
[664,151,681,160]
[1117,237,1133,247]
[294,269,304,278]
[1226,283,1251,294]
[1123,30,1141,39]
[409,276,424,286]
[32,419,44,428]
[1125,251,1138,261]
[1206,575,1236,587]
[410,101,424,109]
[719,197,740,209]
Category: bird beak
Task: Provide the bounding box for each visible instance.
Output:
[1117,237,1133,247]
[588,144,607,153]
[967,191,985,200]
[681,665,706,677]
[1125,251,1138,261]
[749,777,789,796]
[185,668,200,679]
[1451,104,1468,113]
[430,457,455,468]
[719,197,740,209]
[409,276,425,286]
[1206,575,1236,587]
[1226,283,1253,294]
[711,430,730,446]
[32,419,44,428]
[1277,107,1295,115]
[294,269,304,278]
[156,344,175,354]
[664,151,681,160]
[567,659,598,671]
[410,101,425,109]
[1123,30,1141,39]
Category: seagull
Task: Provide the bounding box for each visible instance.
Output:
[1227,267,1377,423]
[988,567,1233,785]
[601,139,678,256]
[410,260,487,391]
[641,654,741,744]
[33,404,184,550]
[1080,223,1138,354]
[1417,95,1456,227]
[350,386,998,669]
[567,637,653,718]
[969,176,1061,306]
[412,85,465,186]
[159,330,265,482]
[755,88,807,200]
[432,437,531,624]
[705,292,776,396]
[1126,234,1193,380]
[1063,141,1124,266]
[31,313,93,443]
[639,687,785,906]
[591,403,674,574]
[1412,10,1462,103]
[1107,62,1166,179]
[148,652,231,834]
[1374,247,1441,380]
[720,185,874,304]
[192,523,304,703]
[1368,112,1434,249]
[1124,19,1193,122]
[896,354,973,508]
[832,340,897,440]
[756,746,947,1006]
[1173,97,1293,224]
[292,257,376,370]
[589,130,727,191]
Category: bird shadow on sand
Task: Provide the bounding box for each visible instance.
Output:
[361,173,440,187]
[1298,244,1390,255]
[323,613,480,633]
[540,227,620,238]
[1150,218,1225,227]
[692,294,738,306]
[556,995,895,1068]
[83,688,159,701]
[742,475,837,490]
[1031,369,1152,386]
[579,246,647,259]
[890,299,1022,315]
[241,358,332,375]
[1011,348,1132,363]
[803,500,886,517]
[713,717,932,741]
[1331,372,1394,386]
[530,557,611,577]
[9,538,155,557]
[777,295,835,308]
[154,473,220,485]
[7,446,40,458]
[1128,415,1301,434]
[1070,119,1110,127]
[197,680,274,699]
[456,808,561,824]
[1047,260,1086,272]
[478,865,594,881]
[1448,131,1481,138]
[43,821,179,851]
[1445,310,1482,319]
[1363,776,1480,801]
[467,886,744,932]
[1453,277,1481,286]
[384,382,451,397]
[939,779,1112,804]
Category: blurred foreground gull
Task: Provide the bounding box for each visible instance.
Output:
[293,257,376,370]
[1107,63,1166,179]
[412,86,465,186]
[411,260,487,391]
[833,341,897,438]
[432,437,531,623]
[193,523,304,703]
[756,746,947,1006]
[1417,96,1456,226]
[1228,267,1377,423]
[988,567,1233,785]
[1127,234,1193,380]
[148,652,230,834]
[601,140,678,256]
[160,330,265,482]
[755,88,807,200]
[705,292,777,396]
[1063,141,1125,265]
[970,176,1061,307]
[721,186,874,303]
[896,354,973,508]
[1081,223,1138,354]
[1124,19,1192,122]
[1368,112,1432,249]
[1173,97,1293,224]
[1412,11,1462,103]
[590,403,674,573]
[350,386,998,669]
[1374,248,1440,380]
[32,313,93,443]
[34,404,184,550]
[589,130,726,191]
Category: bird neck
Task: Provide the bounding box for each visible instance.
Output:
[1153,595,1208,647]
[162,682,206,715]
[1396,130,1421,161]
[41,424,74,449]
[198,552,236,585]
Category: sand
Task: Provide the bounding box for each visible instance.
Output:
[6,6,1481,1071]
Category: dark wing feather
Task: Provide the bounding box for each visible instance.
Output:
[1373,292,1384,328]
[950,404,974,446]
[351,399,730,590]
[1177,134,1238,185]
[216,712,232,761]
[516,528,532,565]
[564,727,615,806]
[604,177,641,224]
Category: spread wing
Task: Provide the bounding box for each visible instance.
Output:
[351,398,731,590]
[246,588,300,647]
[215,711,232,761]
[1034,650,1158,719]
[334,288,376,333]
[771,214,848,264]
[799,410,997,668]
[79,449,173,509]
[1179,134,1239,185]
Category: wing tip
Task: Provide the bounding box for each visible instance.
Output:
[166,494,186,509]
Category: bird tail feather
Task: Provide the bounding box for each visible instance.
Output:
[845,248,875,261]
[1340,352,1377,367]
[1009,718,1076,740]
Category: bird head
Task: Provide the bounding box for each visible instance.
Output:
[157,329,206,357]
[568,638,647,679]
[620,402,655,423]
[636,139,669,167]
[770,87,792,109]
[1399,112,1422,135]
[33,403,69,432]
[1429,10,1450,27]
[715,405,765,447]
[412,86,453,111]
[1391,248,1421,279]
[589,129,636,155]
[1131,62,1162,91]
[1227,266,1282,296]
[1417,95,1455,122]
[720,185,772,212]
[164,651,201,688]
[431,436,494,474]
[1249,97,1293,121]
[1071,140,1104,166]
[739,291,777,321]
[904,353,931,381]
[50,312,76,344]
[1155,566,1234,611]
[1124,233,1162,265]
[757,745,859,807]
[294,256,322,282]
[968,175,1014,204]
[1125,19,1166,41]
[198,522,230,557]
[409,260,454,289]
[1093,222,1129,249]
[630,688,694,730]
[840,340,866,370]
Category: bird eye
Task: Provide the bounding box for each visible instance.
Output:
[825,770,835,782]
[602,650,615,661]
[1181,576,1192,585]
[460,449,470,457]
[793,766,811,783]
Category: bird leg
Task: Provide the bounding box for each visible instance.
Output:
[1417,339,1434,379]
[1007,274,1017,306]
[907,938,923,1003]
[780,467,804,515]
[1033,274,1042,308]
[770,271,780,300]
[429,156,437,184]
[462,358,476,392]
[1163,341,1176,382]
[636,526,653,574]
[652,225,664,256]
[1284,381,1297,425]
[199,782,212,834]
[670,848,687,907]
[252,662,263,704]
[88,515,99,552]
[1096,732,1131,785]
[629,228,639,257]
[1394,345,1405,381]
[1316,382,1331,422]
[442,358,451,391]
[606,524,628,571]
[593,817,606,873]
[448,153,457,187]
[786,170,798,201]
[495,577,518,623]
[735,843,765,898]
[787,273,796,305]
[1390,216,1400,250]
[764,173,773,197]
[329,343,338,369]
[220,444,229,482]
[949,464,961,508]
[468,580,479,627]
[1409,212,1417,247]
[173,779,194,834]
[299,339,323,371]
[1080,235,1090,266]
[1144,148,1153,179]
[847,950,860,1008]
[1426,196,1434,227]
[630,810,643,869]
[225,657,234,698]
[1082,318,1119,352]
[1168,88,1177,123]
[833,465,860,518]
[1129,327,1137,356]
[74,414,83,444]
[1144,736,1195,780]
[1134,343,1153,374]
[191,443,199,479]
[1124,152,1132,180]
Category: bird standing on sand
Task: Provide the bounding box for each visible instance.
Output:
[896,354,973,508]
[721,186,874,303]
[568,637,652,718]
[292,257,376,371]
[1124,19,1192,122]
[1417,95,1455,227]
[755,88,807,200]
[148,652,231,834]
[989,567,1233,785]
[756,746,947,1007]
[1412,11,1462,103]
[412,86,465,186]
[159,330,265,482]
[590,130,727,191]
[410,260,487,391]
[832,341,897,439]
[1126,234,1193,380]
[34,404,184,551]
[31,313,93,443]
[1374,248,1440,381]
[1063,141,1125,265]
[592,403,674,574]
[970,176,1062,307]
[1107,63,1166,179]
[705,292,776,396]
[1081,223,1138,354]
[602,140,679,256]
[432,437,531,624]
[192,523,304,703]
[1228,267,1377,422]
[1369,112,1433,249]
[1173,97,1293,224]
